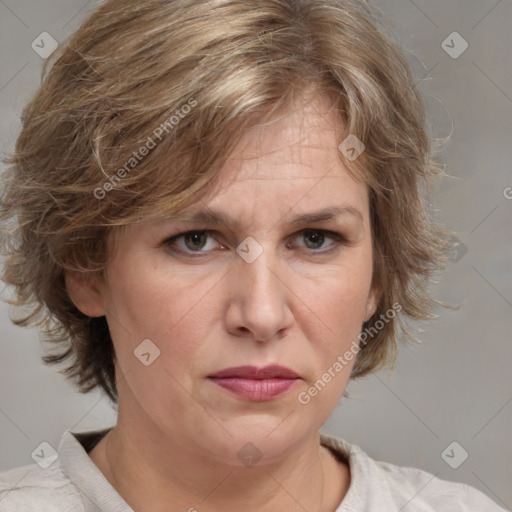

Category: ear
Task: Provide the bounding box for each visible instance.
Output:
[65,271,106,317]
[364,283,381,322]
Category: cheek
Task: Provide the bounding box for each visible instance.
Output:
[295,259,373,344]
[104,261,216,413]
[105,258,220,368]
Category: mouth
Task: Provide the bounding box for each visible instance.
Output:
[208,365,300,402]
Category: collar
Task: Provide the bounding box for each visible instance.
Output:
[58,428,365,512]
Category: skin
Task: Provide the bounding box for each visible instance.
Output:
[67,90,380,512]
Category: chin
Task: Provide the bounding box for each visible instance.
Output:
[202,417,312,467]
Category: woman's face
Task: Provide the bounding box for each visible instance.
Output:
[78,93,379,464]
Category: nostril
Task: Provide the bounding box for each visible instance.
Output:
[277,328,288,340]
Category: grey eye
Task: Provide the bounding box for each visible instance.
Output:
[302,230,326,249]
[183,232,208,251]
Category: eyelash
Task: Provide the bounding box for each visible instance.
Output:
[161,229,347,258]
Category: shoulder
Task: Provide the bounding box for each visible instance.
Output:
[320,432,508,511]
[0,460,85,512]
[375,459,506,511]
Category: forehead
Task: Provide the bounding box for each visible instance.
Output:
[221,92,347,179]
[123,91,369,235]
[199,93,368,209]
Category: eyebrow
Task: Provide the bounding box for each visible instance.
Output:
[174,205,363,228]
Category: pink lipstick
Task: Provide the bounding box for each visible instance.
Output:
[208,365,299,401]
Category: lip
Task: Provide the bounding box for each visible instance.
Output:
[208,365,300,401]
[209,365,299,379]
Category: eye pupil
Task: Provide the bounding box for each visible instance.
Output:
[304,231,324,249]
[185,232,207,250]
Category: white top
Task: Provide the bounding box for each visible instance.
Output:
[0,428,507,511]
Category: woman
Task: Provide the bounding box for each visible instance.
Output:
[0,0,506,510]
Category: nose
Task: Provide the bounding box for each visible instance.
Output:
[224,247,294,342]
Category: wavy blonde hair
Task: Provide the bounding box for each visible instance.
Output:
[0,0,452,403]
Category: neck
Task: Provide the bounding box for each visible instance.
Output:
[89,413,347,512]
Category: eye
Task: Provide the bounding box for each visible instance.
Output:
[163,230,222,255]
[161,228,347,258]
[290,229,345,252]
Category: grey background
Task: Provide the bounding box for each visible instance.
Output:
[0,0,511,509]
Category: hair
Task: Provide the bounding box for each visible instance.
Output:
[0,0,454,404]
